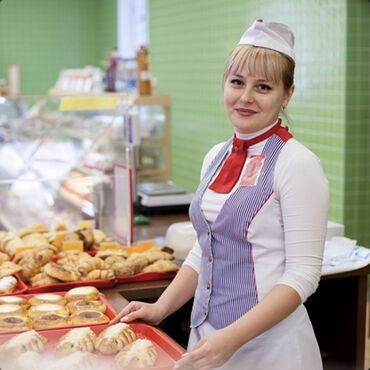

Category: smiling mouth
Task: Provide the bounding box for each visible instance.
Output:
[235,108,257,116]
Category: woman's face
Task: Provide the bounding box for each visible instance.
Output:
[224,71,294,134]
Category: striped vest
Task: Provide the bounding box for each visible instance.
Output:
[189,128,291,329]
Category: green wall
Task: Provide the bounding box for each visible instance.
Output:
[0,0,116,95]
[150,0,370,246]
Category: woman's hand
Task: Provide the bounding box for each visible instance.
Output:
[110,301,166,325]
[173,328,238,370]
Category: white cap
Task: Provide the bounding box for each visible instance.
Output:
[238,19,295,62]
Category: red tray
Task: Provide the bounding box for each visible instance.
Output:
[24,277,117,294]
[0,274,27,297]
[0,290,117,334]
[0,323,185,369]
[116,271,177,283]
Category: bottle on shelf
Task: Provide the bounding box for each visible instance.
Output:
[136,45,152,96]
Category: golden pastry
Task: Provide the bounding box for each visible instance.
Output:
[64,286,100,301]
[30,272,60,287]
[0,261,22,279]
[0,251,10,263]
[95,323,137,355]
[69,310,109,326]
[0,329,47,355]
[83,269,115,281]
[115,339,158,368]
[77,256,107,275]
[0,303,25,316]
[28,303,68,318]
[0,314,33,333]
[67,299,106,314]
[56,327,97,355]
[0,295,28,307]
[142,259,179,273]
[142,249,175,264]
[0,275,18,293]
[28,293,66,306]
[44,262,79,282]
[32,312,69,329]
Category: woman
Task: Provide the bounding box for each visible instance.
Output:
[114,19,329,370]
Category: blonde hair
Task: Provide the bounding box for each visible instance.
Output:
[223,45,295,92]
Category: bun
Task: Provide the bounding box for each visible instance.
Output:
[69,310,109,326]
[33,313,69,329]
[115,339,157,368]
[56,327,96,355]
[44,262,79,282]
[66,299,106,314]
[0,275,18,293]
[0,314,33,332]
[0,296,28,307]
[0,303,25,316]
[95,323,136,355]
[0,329,47,355]
[28,303,68,318]
[29,293,66,306]
[64,286,100,301]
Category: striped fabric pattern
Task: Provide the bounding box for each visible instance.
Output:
[189,132,288,329]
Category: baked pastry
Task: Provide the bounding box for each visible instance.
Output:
[32,312,68,329]
[142,249,175,264]
[83,269,115,281]
[65,286,100,301]
[0,329,47,355]
[77,256,108,275]
[115,339,158,368]
[95,323,137,355]
[44,262,80,282]
[67,299,106,314]
[28,293,66,306]
[0,275,18,293]
[142,259,179,273]
[28,303,68,318]
[0,251,10,263]
[69,310,109,326]
[29,272,60,287]
[49,351,97,370]
[56,327,97,355]
[0,303,25,316]
[0,261,22,278]
[0,295,28,307]
[0,314,33,332]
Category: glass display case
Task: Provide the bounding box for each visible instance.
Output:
[0,93,171,237]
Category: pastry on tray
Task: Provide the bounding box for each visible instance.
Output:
[0,275,18,293]
[32,312,69,329]
[0,261,22,279]
[56,327,97,355]
[28,293,66,306]
[0,295,28,307]
[64,286,100,302]
[0,314,33,332]
[115,338,158,369]
[69,309,109,326]
[0,303,25,316]
[95,322,137,355]
[142,259,179,273]
[67,299,106,314]
[44,262,80,282]
[28,303,68,318]
[0,329,46,355]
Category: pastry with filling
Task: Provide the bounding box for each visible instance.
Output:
[0,303,25,316]
[0,330,47,356]
[0,295,28,307]
[0,275,18,293]
[56,327,97,355]
[32,312,69,329]
[29,293,66,306]
[115,339,158,369]
[64,286,100,301]
[0,314,32,332]
[28,303,68,318]
[69,309,109,325]
[67,299,106,314]
[95,322,137,355]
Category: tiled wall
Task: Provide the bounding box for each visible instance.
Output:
[150,0,370,245]
[0,0,116,95]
